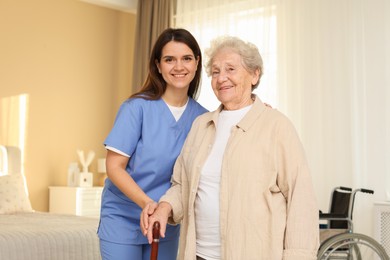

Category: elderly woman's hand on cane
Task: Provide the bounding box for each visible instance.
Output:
[141,202,173,244]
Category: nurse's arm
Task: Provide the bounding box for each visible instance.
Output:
[106,150,154,209]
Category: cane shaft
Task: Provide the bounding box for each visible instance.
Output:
[150,222,160,260]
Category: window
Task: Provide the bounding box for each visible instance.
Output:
[175,1,277,110]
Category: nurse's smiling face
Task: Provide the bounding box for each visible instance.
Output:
[156,41,199,92]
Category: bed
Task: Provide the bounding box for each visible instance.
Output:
[0,145,101,260]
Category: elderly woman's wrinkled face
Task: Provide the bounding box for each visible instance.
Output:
[210,48,259,110]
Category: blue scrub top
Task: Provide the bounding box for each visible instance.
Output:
[98,97,207,245]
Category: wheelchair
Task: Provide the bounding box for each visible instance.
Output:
[317,186,389,260]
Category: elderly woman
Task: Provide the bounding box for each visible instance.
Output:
[141,36,319,260]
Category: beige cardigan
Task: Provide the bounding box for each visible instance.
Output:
[160,96,319,260]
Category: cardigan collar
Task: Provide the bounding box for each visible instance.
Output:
[208,94,267,132]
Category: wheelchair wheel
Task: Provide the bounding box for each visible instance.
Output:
[317,232,389,260]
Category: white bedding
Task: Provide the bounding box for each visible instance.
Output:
[0,212,101,260]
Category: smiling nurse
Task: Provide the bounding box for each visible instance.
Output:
[97,28,207,260]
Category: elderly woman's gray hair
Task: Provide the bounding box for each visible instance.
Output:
[204,36,264,90]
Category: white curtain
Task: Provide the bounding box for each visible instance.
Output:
[175,0,278,111]
[175,0,390,236]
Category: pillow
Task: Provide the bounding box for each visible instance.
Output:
[0,174,33,214]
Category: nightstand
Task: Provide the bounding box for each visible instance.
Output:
[49,186,103,218]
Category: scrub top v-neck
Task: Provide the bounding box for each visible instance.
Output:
[98,97,207,245]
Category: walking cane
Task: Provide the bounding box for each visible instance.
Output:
[150,222,160,260]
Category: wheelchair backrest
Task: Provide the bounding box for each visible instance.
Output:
[329,189,352,229]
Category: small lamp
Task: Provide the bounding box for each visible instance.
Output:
[97,158,107,186]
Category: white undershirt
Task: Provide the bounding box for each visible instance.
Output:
[166,99,188,121]
[195,105,252,260]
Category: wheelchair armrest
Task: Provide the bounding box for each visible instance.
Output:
[319,213,348,220]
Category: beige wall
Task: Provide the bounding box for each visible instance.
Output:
[0,0,136,211]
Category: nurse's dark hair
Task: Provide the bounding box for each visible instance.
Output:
[130,28,202,100]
